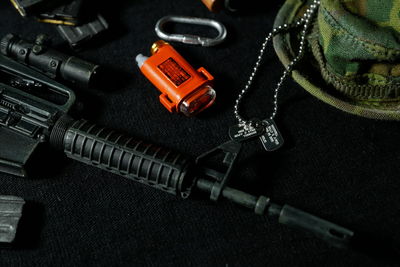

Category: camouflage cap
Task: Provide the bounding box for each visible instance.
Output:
[274,0,400,120]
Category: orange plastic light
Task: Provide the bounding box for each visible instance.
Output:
[201,0,224,12]
[137,41,215,116]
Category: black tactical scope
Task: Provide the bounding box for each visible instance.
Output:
[0,33,101,89]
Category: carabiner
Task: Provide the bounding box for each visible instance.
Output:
[155,16,227,47]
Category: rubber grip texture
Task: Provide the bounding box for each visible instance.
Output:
[62,119,192,197]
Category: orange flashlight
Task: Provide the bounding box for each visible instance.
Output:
[136,41,216,116]
[201,0,224,12]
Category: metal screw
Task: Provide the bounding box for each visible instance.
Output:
[32,45,42,54]
[38,134,46,142]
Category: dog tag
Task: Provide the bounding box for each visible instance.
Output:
[259,119,284,151]
[229,118,264,142]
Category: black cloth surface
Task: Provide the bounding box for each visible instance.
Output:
[0,1,400,266]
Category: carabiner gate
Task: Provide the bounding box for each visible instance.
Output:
[155,16,227,47]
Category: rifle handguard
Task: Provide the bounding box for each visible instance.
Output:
[49,117,354,248]
[50,116,193,198]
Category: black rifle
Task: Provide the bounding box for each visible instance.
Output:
[0,53,354,248]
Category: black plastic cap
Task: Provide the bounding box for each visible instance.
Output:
[0,34,16,56]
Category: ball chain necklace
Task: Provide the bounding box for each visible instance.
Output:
[229,0,321,151]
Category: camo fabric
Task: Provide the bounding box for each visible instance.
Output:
[273,0,400,120]
[318,0,400,97]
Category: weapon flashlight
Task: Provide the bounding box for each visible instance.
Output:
[136,41,216,116]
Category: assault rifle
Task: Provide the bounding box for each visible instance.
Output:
[0,42,353,248]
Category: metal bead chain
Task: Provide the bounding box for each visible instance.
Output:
[234,0,321,125]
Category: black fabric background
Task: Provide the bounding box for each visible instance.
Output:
[1,0,400,266]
